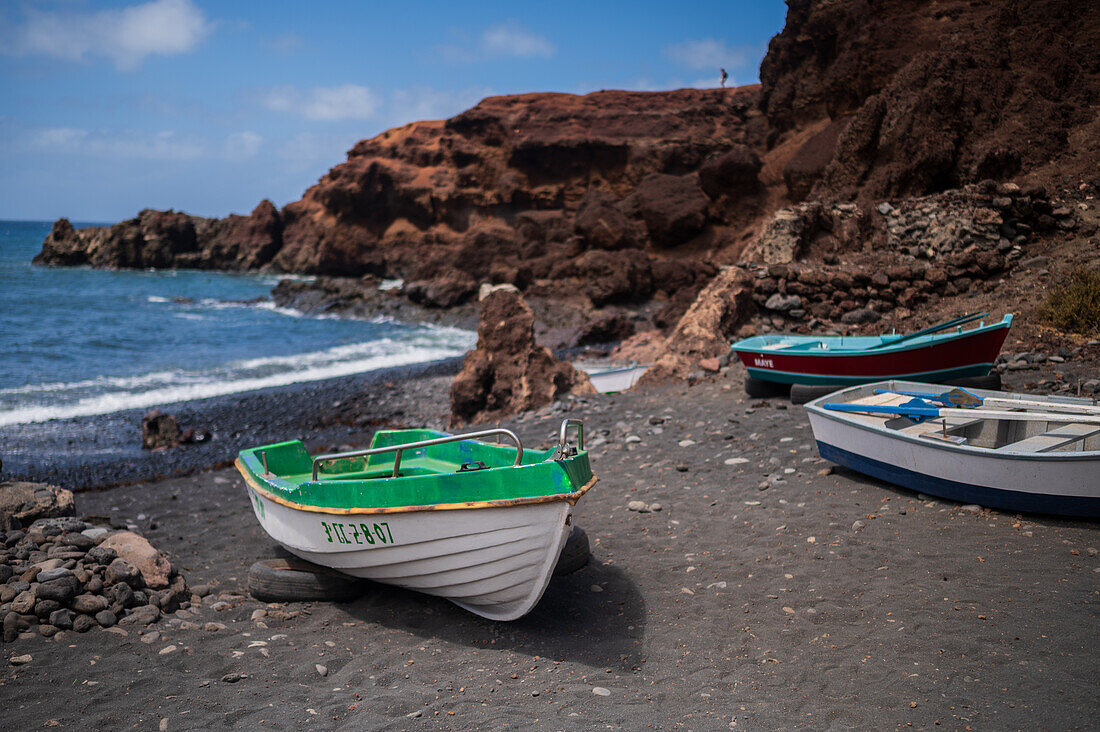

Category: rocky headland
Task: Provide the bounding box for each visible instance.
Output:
[33,0,1100,378]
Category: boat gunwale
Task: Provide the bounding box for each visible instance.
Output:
[236,457,598,515]
[731,315,1012,358]
[804,381,1100,462]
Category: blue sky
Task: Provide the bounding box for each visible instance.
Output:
[0,0,787,221]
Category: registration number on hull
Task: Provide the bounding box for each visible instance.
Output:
[321,520,395,546]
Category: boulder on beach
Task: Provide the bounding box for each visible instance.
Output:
[99,530,173,589]
[141,410,210,450]
[142,410,182,450]
[450,289,594,425]
[0,481,75,530]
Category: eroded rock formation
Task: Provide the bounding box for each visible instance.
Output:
[450,289,593,424]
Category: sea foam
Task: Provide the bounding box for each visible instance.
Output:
[0,329,473,427]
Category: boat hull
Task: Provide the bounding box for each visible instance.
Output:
[806,382,1100,517]
[241,476,575,620]
[734,318,1010,385]
[586,365,648,393]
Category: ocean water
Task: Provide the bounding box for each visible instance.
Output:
[0,221,475,427]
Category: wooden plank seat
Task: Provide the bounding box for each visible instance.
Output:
[905,416,985,444]
[996,423,1100,453]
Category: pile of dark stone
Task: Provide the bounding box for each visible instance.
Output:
[1,517,189,642]
[878,181,1078,262]
[748,256,1003,329]
[747,181,1085,330]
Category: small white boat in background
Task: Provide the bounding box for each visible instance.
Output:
[574,361,648,393]
[805,380,1100,516]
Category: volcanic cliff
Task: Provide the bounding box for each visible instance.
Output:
[36,0,1100,340]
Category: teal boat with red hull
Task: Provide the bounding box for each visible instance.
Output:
[731,313,1012,386]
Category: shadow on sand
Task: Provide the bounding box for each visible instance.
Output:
[334,559,647,671]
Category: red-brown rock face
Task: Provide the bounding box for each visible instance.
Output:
[762,0,1100,202]
[34,0,1099,312]
[270,88,767,302]
[450,289,593,425]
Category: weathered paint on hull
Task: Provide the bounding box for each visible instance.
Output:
[735,321,1009,385]
[805,382,1100,517]
[243,480,572,621]
[745,363,990,386]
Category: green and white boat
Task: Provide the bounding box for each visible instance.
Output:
[235,419,596,621]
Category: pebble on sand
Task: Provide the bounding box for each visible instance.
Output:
[10,654,32,666]
[592,687,611,696]
[315,664,328,677]
[724,457,749,465]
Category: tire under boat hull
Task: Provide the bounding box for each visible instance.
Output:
[807,409,1100,517]
[242,481,573,620]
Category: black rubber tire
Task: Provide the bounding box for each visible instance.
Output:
[553,526,590,576]
[248,558,367,603]
[744,376,792,399]
[789,383,845,405]
[945,373,1002,391]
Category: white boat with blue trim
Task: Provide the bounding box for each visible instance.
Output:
[805,380,1100,516]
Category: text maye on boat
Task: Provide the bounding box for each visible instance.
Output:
[235,419,596,620]
[732,312,1012,386]
[806,380,1100,516]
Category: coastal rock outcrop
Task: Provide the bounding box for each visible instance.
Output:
[30,0,1100,383]
[36,88,768,309]
[450,289,593,425]
[35,201,283,271]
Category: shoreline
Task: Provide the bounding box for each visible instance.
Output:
[0,356,464,491]
[2,364,1096,728]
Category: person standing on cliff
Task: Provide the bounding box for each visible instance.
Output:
[720,68,728,88]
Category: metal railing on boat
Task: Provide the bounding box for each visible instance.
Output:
[310,428,525,481]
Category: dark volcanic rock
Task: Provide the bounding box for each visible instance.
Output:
[450,289,594,425]
[575,313,636,347]
[762,0,1100,201]
[0,482,75,530]
[624,174,710,248]
[574,191,637,251]
[141,410,182,450]
[698,145,763,199]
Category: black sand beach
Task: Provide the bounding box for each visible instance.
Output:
[2,362,1097,729]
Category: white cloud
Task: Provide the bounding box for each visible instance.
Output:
[663,38,750,71]
[12,0,210,71]
[276,132,360,163]
[261,84,379,121]
[29,127,207,160]
[388,87,493,125]
[481,22,554,58]
[264,32,305,55]
[224,131,263,160]
[438,21,554,63]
